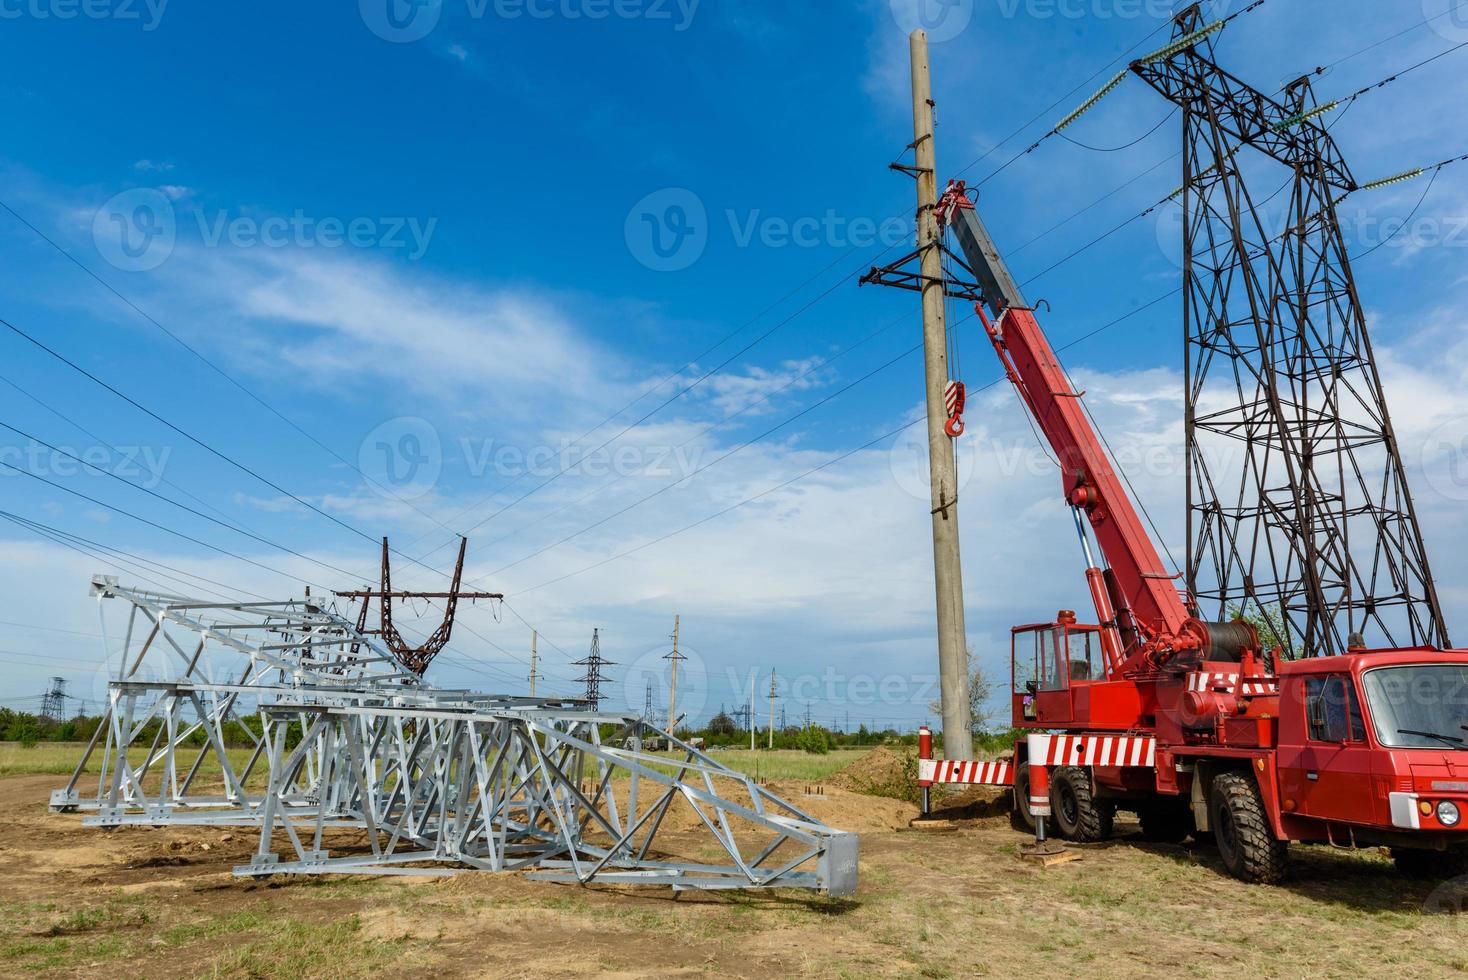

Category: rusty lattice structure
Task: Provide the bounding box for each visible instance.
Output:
[1131,4,1450,657]
[334,537,502,674]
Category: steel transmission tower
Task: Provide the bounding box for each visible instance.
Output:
[1132,5,1449,658]
[573,628,616,710]
[39,676,68,720]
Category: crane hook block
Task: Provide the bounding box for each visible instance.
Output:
[943,380,967,438]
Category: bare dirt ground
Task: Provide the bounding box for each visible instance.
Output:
[3,764,1467,979]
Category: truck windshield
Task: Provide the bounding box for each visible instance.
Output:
[1360,664,1468,749]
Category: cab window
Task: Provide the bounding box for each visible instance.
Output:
[1305,674,1366,743]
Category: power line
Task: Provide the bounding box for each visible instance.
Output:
[511,290,1183,595]
[479,339,922,581]
[0,419,372,587]
[475,311,913,557]
[413,261,889,563]
[0,508,264,602]
[0,197,460,537]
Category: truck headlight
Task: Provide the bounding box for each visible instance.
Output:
[1438,801,1461,827]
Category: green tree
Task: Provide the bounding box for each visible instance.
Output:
[928,645,995,733]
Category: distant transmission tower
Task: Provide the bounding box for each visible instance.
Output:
[572,628,616,710]
[39,677,67,720]
[643,679,654,719]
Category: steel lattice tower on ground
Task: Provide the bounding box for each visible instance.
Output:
[1130,5,1450,658]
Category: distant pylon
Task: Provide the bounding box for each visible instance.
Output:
[39,677,67,720]
[572,628,616,710]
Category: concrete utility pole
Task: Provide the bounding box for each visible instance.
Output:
[768,671,776,750]
[663,615,685,733]
[909,29,973,760]
[528,630,538,698]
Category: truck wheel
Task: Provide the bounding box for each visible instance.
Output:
[1210,772,1287,883]
[1136,799,1193,844]
[1010,763,1035,834]
[1050,766,1114,842]
[1392,848,1468,880]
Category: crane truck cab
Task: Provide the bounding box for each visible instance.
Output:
[1270,649,1468,877]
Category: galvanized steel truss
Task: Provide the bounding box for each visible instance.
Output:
[51,578,857,895]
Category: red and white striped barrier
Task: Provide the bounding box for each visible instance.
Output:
[917,758,1013,786]
[1027,732,1156,768]
[1186,671,1277,697]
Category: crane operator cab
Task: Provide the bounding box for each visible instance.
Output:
[1011,611,1101,727]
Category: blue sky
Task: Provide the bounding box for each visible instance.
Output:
[1,0,1467,730]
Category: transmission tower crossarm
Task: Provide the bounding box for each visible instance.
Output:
[1129,6,1355,190]
[332,537,503,675]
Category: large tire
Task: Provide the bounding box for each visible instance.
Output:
[1050,766,1114,842]
[1211,772,1288,883]
[1136,798,1193,844]
[1010,763,1035,834]
[1392,847,1468,880]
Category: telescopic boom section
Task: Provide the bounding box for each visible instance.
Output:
[942,184,1196,674]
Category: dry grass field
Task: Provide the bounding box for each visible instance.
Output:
[2,744,1465,978]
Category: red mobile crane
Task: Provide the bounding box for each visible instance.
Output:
[918,182,1468,883]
